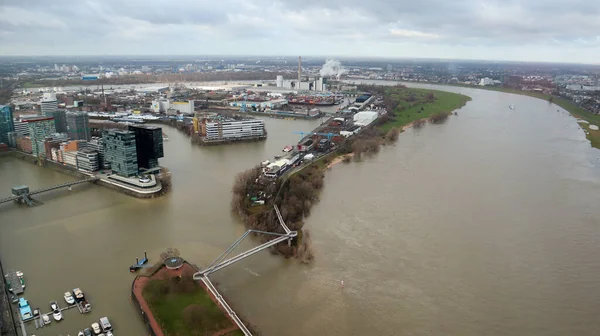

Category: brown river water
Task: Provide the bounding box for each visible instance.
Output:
[1,82,600,336]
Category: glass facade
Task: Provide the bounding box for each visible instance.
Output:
[0,105,14,145]
[67,112,91,141]
[128,125,164,170]
[27,118,56,157]
[102,129,138,177]
[52,110,68,133]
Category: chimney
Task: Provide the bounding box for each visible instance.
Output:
[298,56,302,83]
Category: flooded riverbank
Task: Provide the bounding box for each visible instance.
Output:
[2,83,600,335]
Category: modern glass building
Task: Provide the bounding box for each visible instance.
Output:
[27,117,56,157]
[128,125,164,170]
[52,110,68,133]
[67,112,91,141]
[0,105,14,145]
[102,129,138,177]
[41,92,58,117]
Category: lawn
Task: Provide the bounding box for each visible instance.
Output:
[379,87,472,132]
[143,278,234,336]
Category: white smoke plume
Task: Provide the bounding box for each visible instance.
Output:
[320,59,347,79]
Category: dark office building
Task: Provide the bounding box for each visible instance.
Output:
[103,129,138,177]
[52,110,68,133]
[67,112,91,141]
[0,105,14,145]
[128,125,164,170]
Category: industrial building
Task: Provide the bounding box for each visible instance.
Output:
[26,117,56,157]
[128,125,164,170]
[67,112,91,141]
[102,129,138,177]
[151,99,194,114]
[200,117,265,141]
[353,111,379,127]
[41,92,58,117]
[0,105,14,145]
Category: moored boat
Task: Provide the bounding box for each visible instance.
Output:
[64,291,75,305]
[50,301,62,321]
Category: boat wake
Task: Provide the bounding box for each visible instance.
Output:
[244,267,260,277]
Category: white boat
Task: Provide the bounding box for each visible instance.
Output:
[92,322,102,334]
[64,291,75,305]
[50,301,62,321]
[78,332,84,336]
[42,314,51,325]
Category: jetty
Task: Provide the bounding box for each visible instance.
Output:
[5,270,24,295]
[129,251,149,272]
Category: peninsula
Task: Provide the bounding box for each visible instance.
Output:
[231,84,471,261]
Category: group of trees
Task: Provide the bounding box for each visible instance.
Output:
[231,164,318,263]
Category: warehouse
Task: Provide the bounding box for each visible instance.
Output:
[353,111,378,127]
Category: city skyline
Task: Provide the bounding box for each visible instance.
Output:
[1,0,599,64]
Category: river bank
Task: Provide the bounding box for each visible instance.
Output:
[374,80,600,150]
[2,150,170,199]
[231,85,472,262]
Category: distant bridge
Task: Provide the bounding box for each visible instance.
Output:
[0,177,99,206]
[192,204,296,336]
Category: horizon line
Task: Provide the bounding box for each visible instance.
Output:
[0,54,598,66]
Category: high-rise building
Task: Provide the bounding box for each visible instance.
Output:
[128,125,164,170]
[102,129,138,177]
[51,110,68,133]
[0,105,14,145]
[26,117,56,157]
[41,92,58,117]
[66,112,91,141]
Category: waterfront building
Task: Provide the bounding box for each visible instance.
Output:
[51,110,68,133]
[67,112,91,141]
[43,133,69,160]
[26,117,56,157]
[102,129,138,177]
[87,137,108,169]
[128,125,164,170]
[0,105,14,145]
[16,136,32,153]
[63,151,78,167]
[76,149,100,172]
[41,92,58,117]
[200,118,265,141]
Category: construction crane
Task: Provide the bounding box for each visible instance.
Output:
[293,131,336,141]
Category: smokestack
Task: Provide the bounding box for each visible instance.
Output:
[298,56,302,83]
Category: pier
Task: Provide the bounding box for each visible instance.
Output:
[0,177,99,206]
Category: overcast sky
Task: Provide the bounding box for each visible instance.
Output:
[0,0,598,63]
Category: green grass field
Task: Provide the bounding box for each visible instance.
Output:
[379,87,472,132]
[143,279,233,335]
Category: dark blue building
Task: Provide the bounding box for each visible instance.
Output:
[0,105,14,145]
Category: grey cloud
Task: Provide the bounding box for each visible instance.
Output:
[0,0,599,62]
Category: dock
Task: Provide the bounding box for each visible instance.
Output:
[129,251,149,272]
[32,303,83,329]
[5,270,23,295]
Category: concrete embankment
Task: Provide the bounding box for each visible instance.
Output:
[2,151,169,199]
